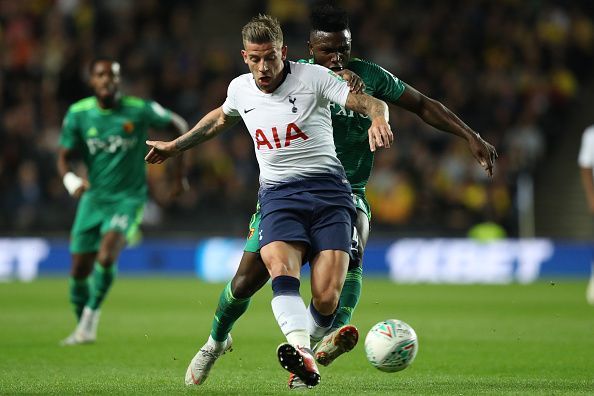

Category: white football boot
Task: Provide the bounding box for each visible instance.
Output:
[60,306,100,346]
[185,335,233,385]
[313,324,359,366]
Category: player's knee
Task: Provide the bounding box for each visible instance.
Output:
[262,256,294,277]
[71,255,94,278]
[96,252,117,268]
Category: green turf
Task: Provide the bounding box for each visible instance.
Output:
[1,278,593,395]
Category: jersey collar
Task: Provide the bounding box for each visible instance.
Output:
[271,60,292,92]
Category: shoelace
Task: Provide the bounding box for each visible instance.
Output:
[193,339,231,374]
[194,348,222,372]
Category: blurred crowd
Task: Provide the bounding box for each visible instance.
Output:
[1,0,593,237]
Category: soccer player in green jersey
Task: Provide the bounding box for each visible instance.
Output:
[58,58,188,345]
[189,4,497,388]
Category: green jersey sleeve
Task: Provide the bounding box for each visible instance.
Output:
[355,59,406,103]
[145,100,172,128]
[59,108,83,150]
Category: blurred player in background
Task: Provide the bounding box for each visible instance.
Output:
[145,14,393,388]
[58,58,188,345]
[190,2,498,390]
[577,123,594,305]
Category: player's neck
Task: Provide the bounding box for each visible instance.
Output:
[96,92,121,109]
[256,61,290,94]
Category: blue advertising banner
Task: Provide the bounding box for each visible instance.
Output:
[0,238,591,283]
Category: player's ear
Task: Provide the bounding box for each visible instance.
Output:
[241,49,248,64]
[307,41,313,56]
[281,45,287,60]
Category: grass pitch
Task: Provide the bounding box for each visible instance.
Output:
[1,277,593,395]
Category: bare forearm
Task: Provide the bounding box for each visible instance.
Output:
[418,98,476,141]
[394,85,496,175]
[57,156,69,178]
[174,107,236,152]
[175,117,218,151]
[368,98,389,121]
[345,92,393,151]
[345,93,389,121]
[396,86,476,141]
[57,147,89,196]
[57,149,75,178]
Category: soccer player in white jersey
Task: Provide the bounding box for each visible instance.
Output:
[145,14,392,388]
[578,123,594,305]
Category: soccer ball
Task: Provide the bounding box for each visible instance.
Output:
[364,319,418,372]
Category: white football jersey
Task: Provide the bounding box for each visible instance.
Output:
[222,61,350,187]
[578,125,594,178]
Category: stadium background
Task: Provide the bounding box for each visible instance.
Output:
[1,1,594,394]
[2,0,594,282]
[1,0,592,239]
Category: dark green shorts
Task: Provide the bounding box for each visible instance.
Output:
[243,193,370,253]
[70,194,145,254]
[244,202,261,254]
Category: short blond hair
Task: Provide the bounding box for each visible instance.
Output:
[242,14,283,47]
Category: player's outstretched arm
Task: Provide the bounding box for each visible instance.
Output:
[395,83,497,177]
[57,147,89,198]
[345,92,393,152]
[145,107,240,164]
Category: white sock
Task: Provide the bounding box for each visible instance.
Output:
[307,316,332,344]
[271,295,309,347]
[206,335,227,352]
[286,329,310,349]
[307,307,333,343]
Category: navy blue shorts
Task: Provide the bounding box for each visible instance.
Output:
[258,175,356,258]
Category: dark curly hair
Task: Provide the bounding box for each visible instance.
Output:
[310,1,349,32]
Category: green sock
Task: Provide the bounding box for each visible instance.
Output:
[332,265,363,329]
[210,282,251,342]
[87,262,116,310]
[69,277,90,321]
